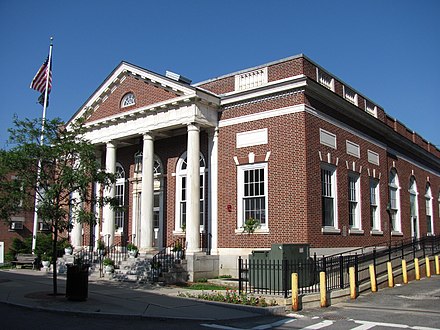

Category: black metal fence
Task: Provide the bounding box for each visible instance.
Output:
[238,235,440,298]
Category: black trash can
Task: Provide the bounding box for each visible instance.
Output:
[66,264,89,301]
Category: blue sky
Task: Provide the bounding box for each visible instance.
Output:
[0,0,439,149]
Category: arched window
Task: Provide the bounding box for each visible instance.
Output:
[425,183,433,235]
[175,152,206,232]
[389,169,401,233]
[115,163,126,230]
[121,92,135,108]
[409,176,419,238]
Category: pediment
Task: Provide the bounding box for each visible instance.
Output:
[68,62,196,127]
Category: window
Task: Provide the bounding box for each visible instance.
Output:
[425,184,433,235]
[321,165,337,227]
[121,92,135,108]
[115,163,126,230]
[175,152,206,231]
[409,176,418,239]
[237,163,268,230]
[370,179,381,231]
[348,173,361,230]
[134,151,142,174]
[389,169,401,233]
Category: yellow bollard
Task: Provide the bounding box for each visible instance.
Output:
[402,259,408,284]
[369,264,377,292]
[349,267,357,299]
[320,271,327,308]
[387,262,394,287]
[415,258,420,280]
[426,257,431,278]
[292,273,299,311]
[435,255,440,275]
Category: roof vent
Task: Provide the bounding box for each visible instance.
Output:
[165,71,192,85]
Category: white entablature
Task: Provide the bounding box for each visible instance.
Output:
[83,101,219,144]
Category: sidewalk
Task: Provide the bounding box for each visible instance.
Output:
[0,269,285,320]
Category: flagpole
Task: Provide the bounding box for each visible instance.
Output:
[32,37,53,254]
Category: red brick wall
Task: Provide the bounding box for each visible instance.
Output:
[86,75,180,123]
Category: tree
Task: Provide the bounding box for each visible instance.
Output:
[0,114,118,295]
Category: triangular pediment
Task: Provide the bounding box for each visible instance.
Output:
[67,62,197,127]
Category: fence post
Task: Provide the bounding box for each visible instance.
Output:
[401,240,404,260]
[238,256,242,294]
[373,248,377,271]
[339,255,344,289]
[423,239,426,258]
[283,259,289,299]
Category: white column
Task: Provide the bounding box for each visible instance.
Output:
[131,190,139,246]
[94,180,101,250]
[93,150,102,250]
[186,123,201,254]
[140,133,154,251]
[70,190,82,248]
[208,128,219,255]
[103,141,116,247]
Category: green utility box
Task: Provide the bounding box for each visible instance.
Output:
[249,244,315,290]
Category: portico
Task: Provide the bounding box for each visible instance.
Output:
[67,62,220,268]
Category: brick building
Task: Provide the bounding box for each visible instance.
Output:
[3,54,439,277]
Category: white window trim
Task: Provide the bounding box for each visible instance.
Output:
[370,179,382,234]
[425,186,434,235]
[236,162,269,233]
[348,173,362,233]
[321,163,339,233]
[389,171,402,234]
[174,152,206,234]
[121,92,135,108]
[115,163,126,233]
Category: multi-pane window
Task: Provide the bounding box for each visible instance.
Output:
[237,163,268,229]
[389,169,401,232]
[115,163,125,230]
[121,92,135,108]
[176,153,205,231]
[426,184,433,235]
[370,179,380,231]
[321,165,336,227]
[409,176,418,238]
[134,151,142,174]
[348,174,360,229]
[243,168,266,224]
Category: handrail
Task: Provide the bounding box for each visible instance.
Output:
[150,238,186,282]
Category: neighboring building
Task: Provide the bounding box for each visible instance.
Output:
[6,54,439,277]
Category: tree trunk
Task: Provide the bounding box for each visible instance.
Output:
[52,228,58,295]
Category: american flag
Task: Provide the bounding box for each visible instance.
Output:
[30,57,52,94]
